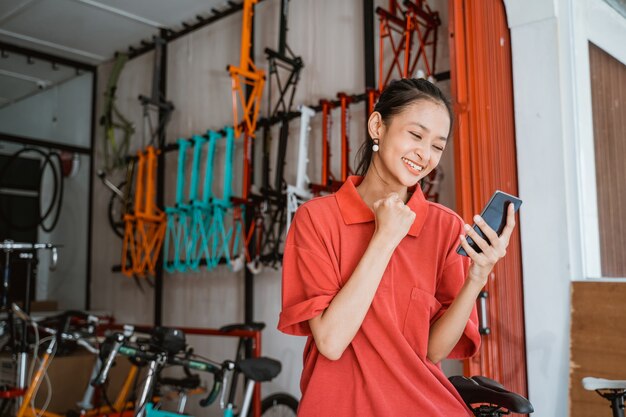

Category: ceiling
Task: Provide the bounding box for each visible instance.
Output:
[0,0,232,107]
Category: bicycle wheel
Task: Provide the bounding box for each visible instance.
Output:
[260,392,298,417]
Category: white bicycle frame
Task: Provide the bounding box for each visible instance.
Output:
[286,105,315,231]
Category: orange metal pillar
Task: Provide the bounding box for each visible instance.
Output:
[449,0,528,405]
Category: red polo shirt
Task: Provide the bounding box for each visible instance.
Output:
[278,176,480,417]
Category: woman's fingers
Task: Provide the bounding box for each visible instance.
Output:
[463,223,493,256]
[465,204,517,262]
[499,203,517,245]
[473,215,499,243]
[459,233,481,259]
[472,215,506,259]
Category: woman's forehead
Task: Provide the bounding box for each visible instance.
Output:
[391,101,450,135]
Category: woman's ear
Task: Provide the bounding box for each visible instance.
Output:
[368,111,383,140]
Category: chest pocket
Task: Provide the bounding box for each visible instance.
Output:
[402,287,442,359]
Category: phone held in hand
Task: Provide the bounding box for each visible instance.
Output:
[456,190,523,257]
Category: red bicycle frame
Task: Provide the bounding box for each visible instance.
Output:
[377,0,440,90]
[310,99,337,194]
[337,92,354,182]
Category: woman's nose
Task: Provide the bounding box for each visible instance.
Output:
[415,145,430,163]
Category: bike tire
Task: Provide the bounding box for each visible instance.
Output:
[260,392,298,417]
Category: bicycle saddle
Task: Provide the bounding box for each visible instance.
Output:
[237,357,281,382]
[582,377,626,391]
[219,322,266,332]
[449,375,534,414]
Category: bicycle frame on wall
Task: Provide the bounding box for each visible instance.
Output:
[376,0,440,88]
[286,105,315,231]
[122,146,166,278]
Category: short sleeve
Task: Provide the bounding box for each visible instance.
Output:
[278,206,340,336]
[431,219,481,359]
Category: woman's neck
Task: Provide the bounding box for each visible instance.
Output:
[356,162,409,209]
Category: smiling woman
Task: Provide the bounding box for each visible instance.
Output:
[278,78,518,416]
[354,78,454,182]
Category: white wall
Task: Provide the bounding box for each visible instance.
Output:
[0,73,92,148]
[504,0,626,415]
[0,72,93,309]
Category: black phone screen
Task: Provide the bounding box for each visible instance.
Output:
[456,190,523,257]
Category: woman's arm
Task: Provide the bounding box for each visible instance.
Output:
[427,204,516,363]
[426,278,483,363]
[309,234,396,360]
[309,192,415,361]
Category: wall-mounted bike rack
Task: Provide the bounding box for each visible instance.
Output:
[110,0,451,328]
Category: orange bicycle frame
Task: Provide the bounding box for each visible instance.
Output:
[228,0,265,139]
[122,146,166,277]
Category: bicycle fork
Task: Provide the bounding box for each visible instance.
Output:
[136,356,164,417]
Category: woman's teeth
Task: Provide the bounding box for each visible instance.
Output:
[402,157,423,172]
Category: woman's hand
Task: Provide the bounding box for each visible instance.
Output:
[459,203,516,286]
[372,192,416,249]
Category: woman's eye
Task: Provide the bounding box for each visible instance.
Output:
[434,146,444,152]
[410,132,421,140]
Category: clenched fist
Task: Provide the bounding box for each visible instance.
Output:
[372,192,416,249]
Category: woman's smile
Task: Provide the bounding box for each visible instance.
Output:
[401,156,424,176]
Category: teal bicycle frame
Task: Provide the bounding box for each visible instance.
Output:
[188,127,245,271]
[164,138,192,273]
[164,127,246,272]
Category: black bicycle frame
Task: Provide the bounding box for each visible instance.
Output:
[254,0,304,268]
[138,36,174,147]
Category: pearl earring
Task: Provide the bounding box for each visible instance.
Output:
[372,138,379,152]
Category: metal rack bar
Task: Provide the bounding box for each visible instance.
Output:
[0,41,96,72]
[124,0,267,61]
[154,28,168,327]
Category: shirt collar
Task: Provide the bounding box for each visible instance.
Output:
[335,176,429,238]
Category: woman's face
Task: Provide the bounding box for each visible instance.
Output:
[372,99,450,187]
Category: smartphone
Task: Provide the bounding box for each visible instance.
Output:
[456,190,523,257]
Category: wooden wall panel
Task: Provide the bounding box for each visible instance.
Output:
[589,42,626,278]
[570,281,626,417]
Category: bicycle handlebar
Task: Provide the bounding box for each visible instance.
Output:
[168,355,230,408]
[12,303,108,355]
[198,378,223,408]
[110,342,231,408]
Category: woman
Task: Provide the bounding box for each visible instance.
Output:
[278,78,516,416]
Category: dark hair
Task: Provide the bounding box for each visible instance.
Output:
[354,78,454,176]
